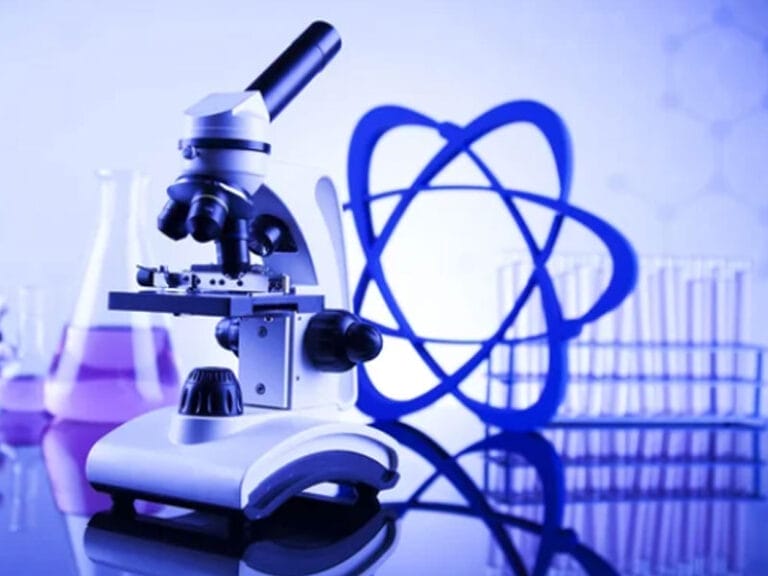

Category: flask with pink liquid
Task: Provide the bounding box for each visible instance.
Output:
[44,170,180,423]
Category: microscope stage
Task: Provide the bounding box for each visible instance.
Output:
[109,290,324,317]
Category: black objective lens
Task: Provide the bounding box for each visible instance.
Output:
[217,219,251,278]
[186,192,229,242]
[249,215,293,257]
[157,199,190,240]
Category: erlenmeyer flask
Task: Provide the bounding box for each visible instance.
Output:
[45,170,180,423]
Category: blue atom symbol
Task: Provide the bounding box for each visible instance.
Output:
[347,102,637,430]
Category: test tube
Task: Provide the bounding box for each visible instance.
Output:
[666,260,686,413]
[575,257,599,416]
[657,260,672,412]
[525,258,540,410]
[586,262,605,418]
[732,262,753,420]
[681,261,697,417]
[488,263,511,411]
[510,258,526,409]
[645,259,667,415]
[554,262,575,416]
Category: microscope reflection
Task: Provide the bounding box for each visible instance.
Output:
[84,496,397,576]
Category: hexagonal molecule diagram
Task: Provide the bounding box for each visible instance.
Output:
[610,3,768,273]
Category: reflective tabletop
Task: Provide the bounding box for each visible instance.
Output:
[0,403,766,575]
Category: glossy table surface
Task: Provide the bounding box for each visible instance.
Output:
[0,402,766,575]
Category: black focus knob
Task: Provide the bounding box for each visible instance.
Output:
[304,310,383,372]
[178,367,244,417]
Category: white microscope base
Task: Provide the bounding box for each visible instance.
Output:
[86,407,399,519]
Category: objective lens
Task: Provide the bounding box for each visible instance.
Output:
[217,219,251,278]
[157,199,190,240]
[186,192,229,242]
[248,215,289,257]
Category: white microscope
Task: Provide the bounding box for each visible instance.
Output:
[86,21,399,520]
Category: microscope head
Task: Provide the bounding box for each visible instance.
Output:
[156,21,341,278]
[110,20,378,412]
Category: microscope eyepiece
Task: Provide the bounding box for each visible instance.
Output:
[246,21,341,120]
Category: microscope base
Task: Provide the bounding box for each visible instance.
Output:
[86,407,399,520]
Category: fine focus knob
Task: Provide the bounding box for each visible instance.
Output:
[304,310,383,372]
[178,367,244,417]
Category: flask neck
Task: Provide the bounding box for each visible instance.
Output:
[71,170,156,329]
[94,169,151,246]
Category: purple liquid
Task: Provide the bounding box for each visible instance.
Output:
[45,324,180,423]
[0,409,50,446]
[0,374,45,413]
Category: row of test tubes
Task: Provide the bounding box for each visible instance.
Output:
[483,255,764,574]
[487,255,764,422]
[483,427,758,575]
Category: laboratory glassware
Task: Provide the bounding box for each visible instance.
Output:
[45,170,180,423]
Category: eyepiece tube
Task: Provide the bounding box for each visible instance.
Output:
[246,21,341,120]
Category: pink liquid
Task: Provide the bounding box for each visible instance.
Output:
[45,324,180,423]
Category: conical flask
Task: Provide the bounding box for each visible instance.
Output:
[45,170,180,423]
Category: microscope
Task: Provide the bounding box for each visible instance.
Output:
[86,21,399,520]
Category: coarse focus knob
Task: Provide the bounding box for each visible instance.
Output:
[304,310,383,372]
[178,367,244,417]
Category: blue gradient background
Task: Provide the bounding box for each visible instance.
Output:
[1,1,768,573]
[1,0,768,364]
